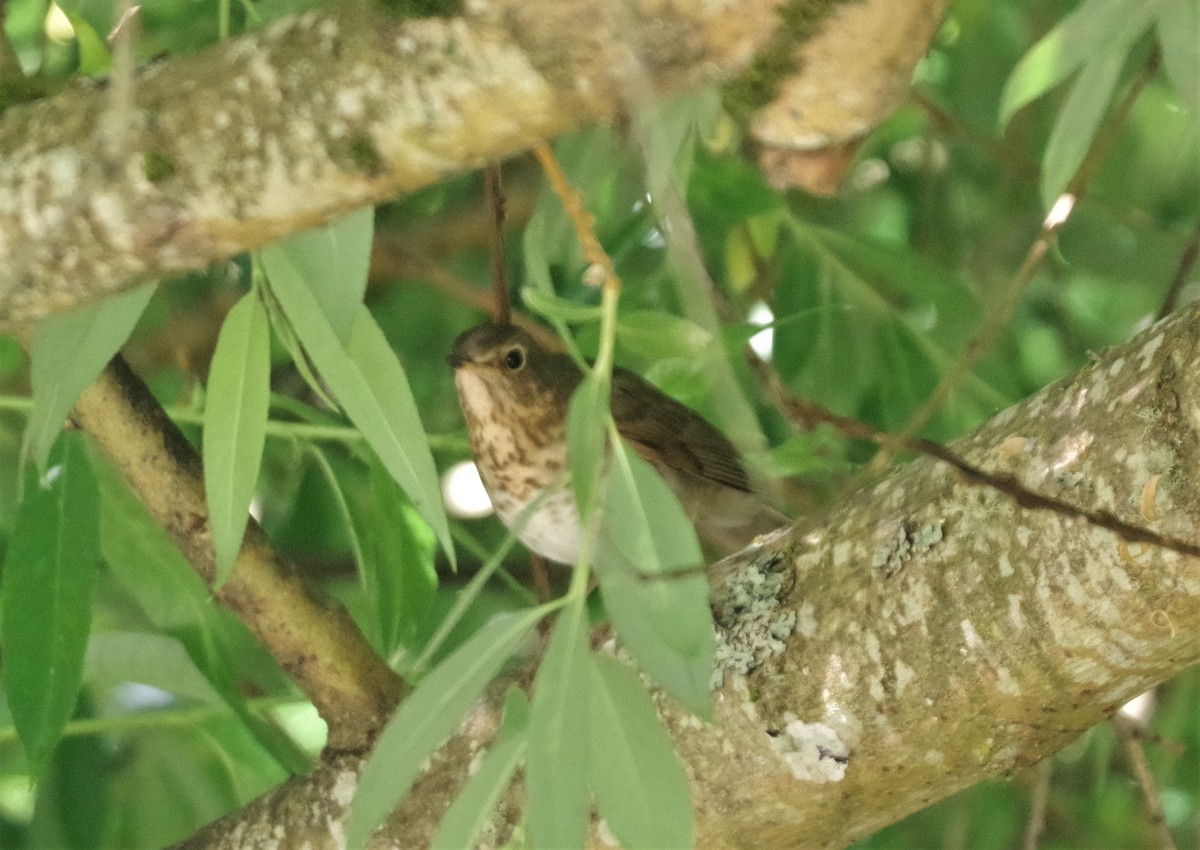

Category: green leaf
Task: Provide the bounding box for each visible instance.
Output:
[1040,47,1126,206]
[258,207,374,339]
[265,262,454,566]
[1,434,99,776]
[83,632,223,705]
[24,283,155,473]
[346,607,548,849]
[998,0,1153,128]
[617,311,713,361]
[92,450,312,775]
[522,287,603,323]
[527,604,592,850]
[588,654,694,850]
[567,372,608,521]
[203,290,271,589]
[363,454,438,655]
[1157,0,1200,115]
[62,11,112,75]
[430,688,530,850]
[595,445,713,716]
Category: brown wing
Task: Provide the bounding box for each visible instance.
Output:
[611,367,751,493]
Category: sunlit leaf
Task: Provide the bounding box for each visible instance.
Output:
[1,434,98,776]
[588,654,694,850]
[24,283,155,473]
[431,688,530,850]
[203,290,270,588]
[346,607,548,849]
[527,604,592,850]
[617,311,713,361]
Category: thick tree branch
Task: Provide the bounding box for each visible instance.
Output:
[172,304,1200,848]
[0,0,792,327]
[71,356,403,751]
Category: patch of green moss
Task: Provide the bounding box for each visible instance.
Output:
[377,0,462,18]
[143,150,177,183]
[722,0,852,124]
[347,133,384,175]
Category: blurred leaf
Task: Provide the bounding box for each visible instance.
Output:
[430,688,530,850]
[363,454,438,656]
[527,603,592,850]
[522,287,603,323]
[92,450,311,775]
[62,11,111,74]
[1157,0,1200,115]
[998,0,1153,127]
[1040,47,1125,206]
[265,261,454,566]
[616,310,713,361]
[595,444,712,716]
[258,207,374,339]
[637,86,722,196]
[23,283,155,473]
[1,434,98,776]
[588,653,693,850]
[567,371,608,521]
[83,631,223,705]
[347,607,547,849]
[203,290,270,588]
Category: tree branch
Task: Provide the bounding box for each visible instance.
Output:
[0,0,794,327]
[172,303,1200,848]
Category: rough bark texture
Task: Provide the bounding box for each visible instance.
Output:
[171,304,1200,849]
[0,0,790,327]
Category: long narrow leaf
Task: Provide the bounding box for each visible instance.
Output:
[431,688,531,850]
[24,283,155,472]
[589,654,694,850]
[203,290,271,588]
[1,434,99,776]
[265,265,453,565]
[527,604,593,850]
[346,607,549,849]
[595,443,713,716]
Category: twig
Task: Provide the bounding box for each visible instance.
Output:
[1157,218,1200,319]
[1021,759,1053,850]
[531,142,618,292]
[1114,715,1178,850]
[888,50,1162,455]
[484,164,511,325]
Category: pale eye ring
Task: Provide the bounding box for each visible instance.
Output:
[504,347,525,370]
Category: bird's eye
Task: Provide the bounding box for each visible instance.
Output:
[504,347,525,370]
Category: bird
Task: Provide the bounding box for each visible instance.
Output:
[448,322,788,565]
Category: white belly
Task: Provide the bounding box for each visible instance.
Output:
[492,485,582,565]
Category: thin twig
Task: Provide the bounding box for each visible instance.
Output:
[888,50,1162,454]
[1157,218,1200,319]
[484,164,511,325]
[531,142,618,290]
[1021,759,1053,850]
[1114,715,1178,850]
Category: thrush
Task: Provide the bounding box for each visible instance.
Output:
[449,323,789,564]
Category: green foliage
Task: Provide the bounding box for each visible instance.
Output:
[1,434,98,777]
[0,0,1198,846]
[203,289,271,587]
